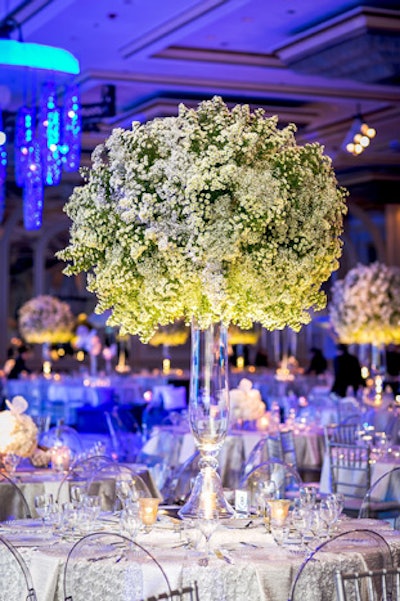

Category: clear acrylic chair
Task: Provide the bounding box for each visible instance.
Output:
[56,455,114,505]
[162,451,200,505]
[239,435,284,482]
[329,442,371,515]
[85,463,152,511]
[0,534,37,600]
[239,458,303,506]
[0,473,32,520]
[63,532,199,601]
[358,466,400,528]
[335,565,400,601]
[105,410,143,462]
[289,529,393,601]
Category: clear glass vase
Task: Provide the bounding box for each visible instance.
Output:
[178,320,234,519]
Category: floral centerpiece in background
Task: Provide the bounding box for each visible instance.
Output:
[0,397,37,458]
[329,262,400,345]
[229,378,266,426]
[18,295,74,345]
[58,96,347,517]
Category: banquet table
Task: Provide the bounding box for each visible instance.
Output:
[0,465,159,521]
[143,424,325,489]
[1,514,400,601]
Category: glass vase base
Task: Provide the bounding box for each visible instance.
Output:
[178,466,235,520]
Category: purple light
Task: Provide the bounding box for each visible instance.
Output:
[39,83,62,186]
[23,141,43,230]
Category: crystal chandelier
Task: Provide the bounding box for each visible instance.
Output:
[0,18,81,230]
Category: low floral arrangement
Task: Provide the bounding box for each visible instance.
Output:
[58,96,347,342]
[149,321,190,347]
[329,262,400,345]
[0,397,37,457]
[229,378,266,422]
[18,295,74,344]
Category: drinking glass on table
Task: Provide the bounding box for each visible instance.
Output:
[34,493,54,525]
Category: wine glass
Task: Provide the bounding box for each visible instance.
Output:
[34,493,53,525]
[196,509,219,558]
[291,504,308,552]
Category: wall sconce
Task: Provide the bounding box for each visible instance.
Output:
[343,112,376,156]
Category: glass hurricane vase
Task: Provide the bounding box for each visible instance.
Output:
[178,320,234,520]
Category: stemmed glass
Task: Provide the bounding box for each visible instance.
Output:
[196,509,219,559]
[291,503,309,553]
[34,493,54,525]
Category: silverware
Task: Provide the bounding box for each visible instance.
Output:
[215,549,233,564]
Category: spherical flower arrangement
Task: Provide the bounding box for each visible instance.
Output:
[329,262,400,345]
[0,397,38,457]
[58,96,347,341]
[229,378,266,422]
[18,295,75,344]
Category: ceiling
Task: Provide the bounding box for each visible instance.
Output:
[1,0,400,234]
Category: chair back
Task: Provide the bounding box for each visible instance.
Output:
[324,423,359,445]
[329,442,371,513]
[162,451,200,505]
[359,466,400,528]
[56,455,114,504]
[0,473,32,520]
[280,429,298,468]
[335,566,400,601]
[240,458,303,508]
[0,534,37,600]
[240,435,283,481]
[86,463,152,511]
[289,529,393,601]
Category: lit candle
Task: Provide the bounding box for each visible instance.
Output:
[51,445,71,472]
[266,499,291,525]
[256,414,270,431]
[138,497,160,527]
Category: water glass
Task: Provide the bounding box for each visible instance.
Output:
[34,493,54,524]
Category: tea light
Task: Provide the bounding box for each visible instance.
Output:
[51,445,71,472]
[256,414,270,432]
[266,499,291,525]
[138,497,160,527]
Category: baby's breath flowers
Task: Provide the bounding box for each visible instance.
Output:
[19,295,74,344]
[58,96,347,341]
[329,262,400,345]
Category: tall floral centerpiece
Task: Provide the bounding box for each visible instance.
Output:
[329,262,400,392]
[58,96,347,517]
[18,295,74,373]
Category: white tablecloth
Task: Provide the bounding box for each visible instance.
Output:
[0,516,399,601]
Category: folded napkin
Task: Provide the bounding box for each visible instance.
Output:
[29,552,61,601]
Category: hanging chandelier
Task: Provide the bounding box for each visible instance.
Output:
[0,18,81,230]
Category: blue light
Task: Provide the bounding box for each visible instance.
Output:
[0,39,80,74]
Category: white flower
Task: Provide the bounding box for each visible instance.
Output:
[58,96,347,341]
[229,378,266,422]
[0,406,38,457]
[18,295,74,344]
[329,262,400,344]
